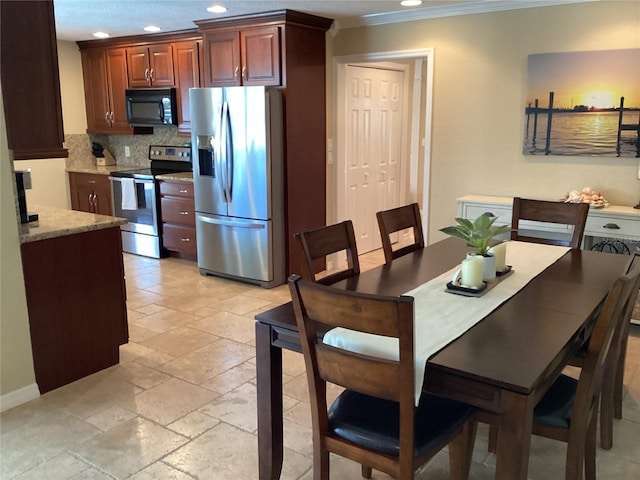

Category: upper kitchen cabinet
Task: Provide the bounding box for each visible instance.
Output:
[0,0,67,160]
[201,26,280,87]
[127,44,175,88]
[172,40,202,135]
[80,48,133,134]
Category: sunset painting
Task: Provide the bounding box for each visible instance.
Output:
[523,48,640,157]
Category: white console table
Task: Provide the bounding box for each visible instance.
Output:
[456,195,640,244]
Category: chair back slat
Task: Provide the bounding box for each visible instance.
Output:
[316,344,402,401]
[289,274,415,405]
[377,203,425,264]
[294,220,360,285]
[511,197,589,248]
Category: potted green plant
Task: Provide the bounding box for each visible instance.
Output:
[439,215,511,256]
[440,216,511,281]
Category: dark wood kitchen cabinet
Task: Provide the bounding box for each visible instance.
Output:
[127,44,175,87]
[159,179,197,259]
[80,47,133,134]
[0,0,67,160]
[78,30,202,136]
[196,10,333,275]
[201,26,280,87]
[172,40,201,135]
[69,172,114,216]
[21,226,128,393]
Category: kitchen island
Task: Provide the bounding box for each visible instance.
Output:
[19,206,129,393]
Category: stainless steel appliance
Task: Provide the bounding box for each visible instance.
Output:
[109,145,192,258]
[190,86,285,288]
[125,88,177,127]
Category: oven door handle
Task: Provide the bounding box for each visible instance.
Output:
[108,176,154,185]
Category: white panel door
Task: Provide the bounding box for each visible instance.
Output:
[344,65,405,254]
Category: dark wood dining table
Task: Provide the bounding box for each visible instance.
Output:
[254,237,630,480]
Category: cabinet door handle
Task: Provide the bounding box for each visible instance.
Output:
[234,66,239,79]
[180,238,191,242]
[104,112,110,124]
[179,211,189,215]
[149,68,154,81]
[88,180,96,184]
[603,223,621,229]
[144,68,149,81]
[242,66,247,81]
[179,189,188,194]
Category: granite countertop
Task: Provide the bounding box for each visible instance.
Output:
[19,205,127,244]
[155,172,194,182]
[66,165,140,175]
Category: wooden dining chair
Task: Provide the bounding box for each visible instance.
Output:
[376,203,425,264]
[294,220,360,286]
[510,197,589,248]
[568,252,640,450]
[288,275,477,480]
[523,263,640,480]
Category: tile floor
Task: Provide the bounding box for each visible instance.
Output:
[2,249,640,479]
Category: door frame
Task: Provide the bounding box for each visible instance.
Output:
[332,48,435,245]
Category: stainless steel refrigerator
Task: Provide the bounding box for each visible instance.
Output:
[190,86,285,288]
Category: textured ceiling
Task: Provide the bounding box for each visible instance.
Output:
[53,0,591,42]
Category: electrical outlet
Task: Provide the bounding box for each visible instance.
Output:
[124,146,130,157]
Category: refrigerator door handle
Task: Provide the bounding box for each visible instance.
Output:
[219,102,231,203]
[197,215,266,229]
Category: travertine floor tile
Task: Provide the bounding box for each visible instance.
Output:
[69,417,188,479]
[119,377,217,425]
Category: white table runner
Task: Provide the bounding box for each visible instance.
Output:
[323,241,571,404]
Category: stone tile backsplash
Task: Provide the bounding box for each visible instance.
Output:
[65,127,190,169]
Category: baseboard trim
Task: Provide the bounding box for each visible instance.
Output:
[0,383,40,412]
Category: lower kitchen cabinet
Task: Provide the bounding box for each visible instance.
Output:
[69,172,113,216]
[159,179,197,259]
[21,226,128,394]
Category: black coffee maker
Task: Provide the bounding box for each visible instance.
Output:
[15,170,38,224]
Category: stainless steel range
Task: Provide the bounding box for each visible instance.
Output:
[109,145,192,258]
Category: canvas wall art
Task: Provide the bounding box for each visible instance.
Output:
[523,48,640,158]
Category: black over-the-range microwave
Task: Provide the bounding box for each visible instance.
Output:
[125,88,177,127]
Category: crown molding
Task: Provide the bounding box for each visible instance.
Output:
[334,0,597,30]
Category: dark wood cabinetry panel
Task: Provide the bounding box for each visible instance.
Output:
[159,180,197,259]
[202,30,241,86]
[81,48,132,134]
[202,26,280,87]
[0,0,67,160]
[69,172,114,216]
[173,40,201,135]
[241,26,280,86]
[127,44,175,87]
[21,227,128,393]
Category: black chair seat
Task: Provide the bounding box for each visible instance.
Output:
[329,390,473,457]
[533,374,577,429]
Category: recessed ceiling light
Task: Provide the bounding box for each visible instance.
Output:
[207,5,228,14]
[400,0,423,6]
[144,25,161,33]
[92,31,110,39]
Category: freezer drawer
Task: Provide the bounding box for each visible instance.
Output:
[196,212,282,286]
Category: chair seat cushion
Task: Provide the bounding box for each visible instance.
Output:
[534,374,578,429]
[327,390,472,457]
